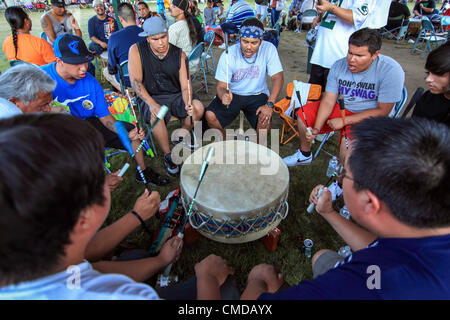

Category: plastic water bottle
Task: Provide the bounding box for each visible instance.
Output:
[338,245,352,257]
[327,156,339,177]
[304,239,314,258]
[339,205,351,220]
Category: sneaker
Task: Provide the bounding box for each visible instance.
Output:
[218,43,226,49]
[328,181,343,201]
[136,168,169,186]
[283,150,312,167]
[164,153,179,176]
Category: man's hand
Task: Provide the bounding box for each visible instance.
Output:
[316,0,332,15]
[247,264,284,293]
[132,189,161,220]
[185,103,193,117]
[241,264,284,300]
[158,234,183,265]
[306,127,319,145]
[312,15,321,28]
[128,127,145,141]
[195,254,234,287]
[309,185,335,216]
[100,41,108,49]
[256,104,273,126]
[327,117,344,130]
[149,104,161,121]
[221,91,233,106]
[105,170,124,192]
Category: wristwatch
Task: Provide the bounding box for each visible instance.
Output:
[266,102,274,109]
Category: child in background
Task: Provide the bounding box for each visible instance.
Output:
[204,0,216,26]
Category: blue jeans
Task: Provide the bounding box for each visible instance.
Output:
[271,9,281,27]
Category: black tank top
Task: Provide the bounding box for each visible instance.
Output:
[137,40,182,96]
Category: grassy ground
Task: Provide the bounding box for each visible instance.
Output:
[0,1,418,293]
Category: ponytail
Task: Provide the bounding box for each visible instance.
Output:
[5,6,28,60]
[185,12,198,46]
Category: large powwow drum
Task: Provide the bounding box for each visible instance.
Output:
[180,140,289,244]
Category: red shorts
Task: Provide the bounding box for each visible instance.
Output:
[295,101,355,144]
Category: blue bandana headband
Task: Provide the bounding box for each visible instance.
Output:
[239,25,264,39]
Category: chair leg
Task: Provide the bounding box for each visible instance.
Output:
[314,132,331,159]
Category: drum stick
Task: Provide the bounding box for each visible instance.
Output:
[338,97,349,149]
[186,58,193,126]
[149,105,169,133]
[162,147,215,277]
[306,175,334,213]
[115,121,150,190]
[178,146,215,233]
[225,32,230,109]
[118,163,130,177]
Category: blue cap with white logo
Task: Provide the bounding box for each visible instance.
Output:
[53,34,94,65]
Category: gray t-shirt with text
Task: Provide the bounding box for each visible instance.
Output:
[326,54,405,113]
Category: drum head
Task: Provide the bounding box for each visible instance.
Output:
[180,140,289,243]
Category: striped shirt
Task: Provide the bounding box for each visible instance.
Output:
[226,0,255,28]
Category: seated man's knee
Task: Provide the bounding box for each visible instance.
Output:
[311,249,332,270]
[205,110,217,124]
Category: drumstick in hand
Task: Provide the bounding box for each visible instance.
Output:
[162,147,215,278]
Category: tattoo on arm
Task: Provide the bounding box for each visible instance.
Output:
[105,120,117,133]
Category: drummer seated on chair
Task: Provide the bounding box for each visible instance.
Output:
[41,34,169,187]
[128,16,205,177]
[205,17,284,142]
[283,28,405,175]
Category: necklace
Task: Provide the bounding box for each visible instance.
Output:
[240,49,258,65]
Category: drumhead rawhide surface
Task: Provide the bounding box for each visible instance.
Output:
[180,140,289,243]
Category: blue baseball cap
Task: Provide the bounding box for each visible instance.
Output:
[53,34,94,64]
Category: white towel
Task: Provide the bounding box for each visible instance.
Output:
[284,80,311,118]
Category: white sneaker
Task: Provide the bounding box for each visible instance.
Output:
[283,150,312,167]
[218,43,226,49]
[328,181,343,201]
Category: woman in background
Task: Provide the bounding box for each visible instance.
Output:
[3,6,55,66]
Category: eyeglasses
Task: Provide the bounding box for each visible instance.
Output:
[335,164,354,182]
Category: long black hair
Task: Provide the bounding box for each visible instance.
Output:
[4,6,28,59]
[185,11,198,46]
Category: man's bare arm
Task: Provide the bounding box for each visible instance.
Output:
[128,44,160,112]
[40,15,56,43]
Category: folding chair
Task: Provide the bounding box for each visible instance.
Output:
[117,60,158,157]
[202,30,216,74]
[298,9,318,33]
[314,86,408,159]
[189,42,208,93]
[273,81,322,145]
[381,15,409,42]
[400,87,425,118]
[410,17,447,58]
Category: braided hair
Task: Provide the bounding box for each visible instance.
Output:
[185,11,198,46]
[5,6,28,60]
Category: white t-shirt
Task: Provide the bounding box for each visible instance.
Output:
[215,40,283,96]
[0,98,22,119]
[168,19,199,73]
[0,261,160,300]
[326,54,405,113]
[310,0,391,69]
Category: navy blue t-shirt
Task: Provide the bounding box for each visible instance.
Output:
[88,15,118,44]
[259,234,450,300]
[107,25,143,87]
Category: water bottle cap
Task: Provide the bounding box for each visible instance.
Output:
[304,239,314,248]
